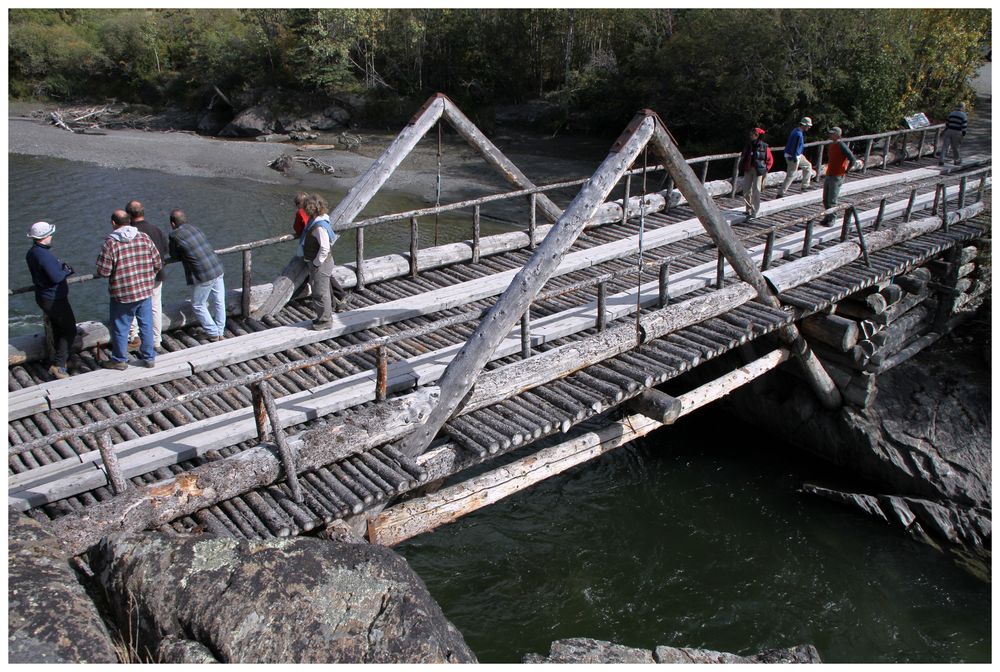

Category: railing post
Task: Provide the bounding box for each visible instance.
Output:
[715,249,725,289]
[904,189,917,222]
[257,380,303,504]
[917,129,926,161]
[355,227,366,290]
[97,432,128,495]
[882,136,891,169]
[762,229,776,270]
[730,156,740,198]
[940,183,949,232]
[596,281,607,331]
[978,170,988,202]
[931,184,941,216]
[851,207,870,267]
[241,250,252,318]
[622,174,632,225]
[658,260,670,307]
[873,197,887,231]
[664,176,674,212]
[862,138,873,174]
[897,131,907,165]
[958,176,967,208]
[520,307,532,359]
[251,384,268,442]
[472,204,481,264]
[409,216,419,277]
[802,219,814,256]
[816,144,825,176]
[376,346,388,401]
[700,159,709,184]
[529,193,537,250]
[839,209,851,242]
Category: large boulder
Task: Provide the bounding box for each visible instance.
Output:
[522,638,821,663]
[219,105,277,137]
[89,533,477,664]
[8,511,118,664]
[278,104,351,132]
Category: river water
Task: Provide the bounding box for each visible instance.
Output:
[7,152,991,662]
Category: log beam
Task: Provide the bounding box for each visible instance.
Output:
[368,348,790,547]
[627,389,683,425]
[46,387,440,556]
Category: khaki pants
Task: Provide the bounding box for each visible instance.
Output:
[742,167,765,218]
[128,281,162,347]
[777,154,813,196]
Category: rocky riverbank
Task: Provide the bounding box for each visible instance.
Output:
[723,295,991,578]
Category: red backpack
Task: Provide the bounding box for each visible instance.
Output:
[765,145,774,171]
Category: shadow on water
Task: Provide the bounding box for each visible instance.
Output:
[395,406,991,663]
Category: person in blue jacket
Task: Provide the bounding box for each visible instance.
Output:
[25,221,77,379]
[776,116,814,198]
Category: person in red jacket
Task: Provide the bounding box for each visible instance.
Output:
[822,127,860,225]
[292,192,309,238]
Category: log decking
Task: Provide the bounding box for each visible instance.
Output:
[7,101,992,553]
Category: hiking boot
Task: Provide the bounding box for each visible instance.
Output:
[334,294,353,313]
[138,358,155,368]
[210,335,224,343]
[48,365,69,380]
[312,321,333,331]
[101,360,128,371]
[127,337,141,351]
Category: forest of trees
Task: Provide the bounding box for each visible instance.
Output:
[8,8,990,149]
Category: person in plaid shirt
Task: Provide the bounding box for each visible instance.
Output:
[168,209,226,342]
[95,209,162,369]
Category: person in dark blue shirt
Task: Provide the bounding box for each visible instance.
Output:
[25,221,77,379]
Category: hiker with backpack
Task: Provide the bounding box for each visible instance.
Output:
[739,127,772,219]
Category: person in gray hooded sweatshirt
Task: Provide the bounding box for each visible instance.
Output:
[95,209,162,369]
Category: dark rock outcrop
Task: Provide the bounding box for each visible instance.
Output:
[522,638,822,664]
[8,511,118,664]
[724,304,991,561]
[89,533,477,664]
[220,105,277,137]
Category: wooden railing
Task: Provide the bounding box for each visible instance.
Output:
[9,124,945,302]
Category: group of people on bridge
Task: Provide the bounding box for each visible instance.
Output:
[737,102,970,220]
[25,191,351,381]
[25,200,227,378]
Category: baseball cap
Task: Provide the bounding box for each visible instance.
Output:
[827,126,842,136]
[27,221,56,239]
[800,116,812,127]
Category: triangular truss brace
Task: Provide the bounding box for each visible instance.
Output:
[253,93,564,318]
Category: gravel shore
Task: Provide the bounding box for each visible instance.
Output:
[8,115,604,206]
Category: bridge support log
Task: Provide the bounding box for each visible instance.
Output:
[369,348,790,547]
[46,388,440,556]
[628,389,683,425]
[800,314,860,352]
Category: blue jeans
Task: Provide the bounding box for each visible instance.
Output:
[110,297,154,363]
[192,275,226,337]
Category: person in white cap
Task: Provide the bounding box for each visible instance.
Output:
[25,221,77,380]
[776,116,814,198]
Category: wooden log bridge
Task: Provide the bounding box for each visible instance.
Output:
[7,94,991,555]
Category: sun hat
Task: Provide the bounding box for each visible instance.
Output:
[27,221,56,239]
[827,126,842,136]
[800,116,812,127]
